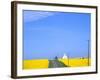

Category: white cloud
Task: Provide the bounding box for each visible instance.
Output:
[23,11,55,22]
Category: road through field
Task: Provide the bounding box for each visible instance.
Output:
[49,60,68,68]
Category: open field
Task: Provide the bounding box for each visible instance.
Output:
[23,58,91,70]
[23,59,49,69]
[59,58,91,67]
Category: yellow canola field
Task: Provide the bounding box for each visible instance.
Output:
[59,58,91,67]
[23,58,91,70]
[23,59,49,69]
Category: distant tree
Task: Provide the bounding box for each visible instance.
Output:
[55,56,58,60]
[82,57,84,59]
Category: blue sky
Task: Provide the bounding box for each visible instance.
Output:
[23,10,91,60]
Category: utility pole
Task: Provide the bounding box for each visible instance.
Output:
[68,54,69,66]
[87,40,90,66]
